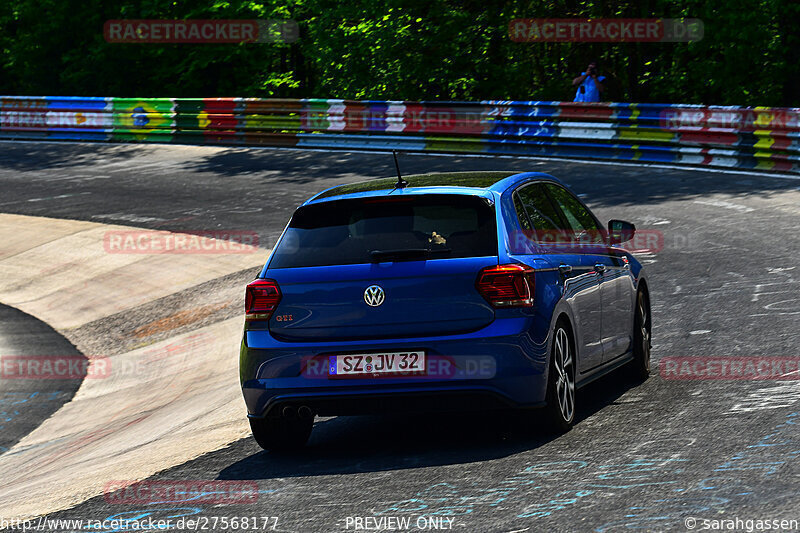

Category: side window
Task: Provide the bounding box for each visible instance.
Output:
[513,192,532,232]
[544,184,605,244]
[516,184,563,238]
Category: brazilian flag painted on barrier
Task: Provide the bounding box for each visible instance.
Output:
[112,98,175,142]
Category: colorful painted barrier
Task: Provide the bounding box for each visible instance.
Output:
[0,96,797,173]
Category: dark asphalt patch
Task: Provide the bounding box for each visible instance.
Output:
[0,303,86,454]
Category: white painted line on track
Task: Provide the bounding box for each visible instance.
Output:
[26,192,92,203]
[0,192,92,206]
[29,174,111,182]
[693,199,755,212]
[92,213,167,223]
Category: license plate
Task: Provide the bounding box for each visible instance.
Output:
[328,351,426,378]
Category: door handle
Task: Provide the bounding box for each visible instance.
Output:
[594,263,606,274]
[558,264,573,275]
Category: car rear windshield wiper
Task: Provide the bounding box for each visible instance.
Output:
[369,248,452,262]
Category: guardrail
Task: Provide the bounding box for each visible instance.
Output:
[1,96,797,174]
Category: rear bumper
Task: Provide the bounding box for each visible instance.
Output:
[240,317,550,418]
[245,389,542,419]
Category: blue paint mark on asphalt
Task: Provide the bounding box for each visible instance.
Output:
[0,391,65,432]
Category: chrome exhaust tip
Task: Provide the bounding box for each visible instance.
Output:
[297,405,314,420]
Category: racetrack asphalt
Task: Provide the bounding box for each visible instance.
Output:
[0,141,798,532]
[0,304,85,455]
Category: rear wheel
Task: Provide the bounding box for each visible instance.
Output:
[630,289,651,380]
[249,415,313,451]
[544,322,575,432]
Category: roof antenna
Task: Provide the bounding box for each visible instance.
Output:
[392,150,408,189]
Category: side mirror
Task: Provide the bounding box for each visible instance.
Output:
[608,219,635,245]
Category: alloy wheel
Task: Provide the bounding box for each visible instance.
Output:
[553,327,575,423]
[638,293,651,371]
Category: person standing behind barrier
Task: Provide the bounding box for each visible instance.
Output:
[572,61,605,102]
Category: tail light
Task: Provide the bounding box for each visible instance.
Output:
[245,279,281,320]
[476,264,534,308]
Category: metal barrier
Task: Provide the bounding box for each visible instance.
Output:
[1,96,797,173]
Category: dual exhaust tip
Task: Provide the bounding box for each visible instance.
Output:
[281,405,314,420]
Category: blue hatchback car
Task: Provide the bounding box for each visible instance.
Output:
[240,171,651,450]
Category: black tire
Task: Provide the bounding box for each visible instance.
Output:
[544,321,576,433]
[249,415,313,451]
[630,289,652,381]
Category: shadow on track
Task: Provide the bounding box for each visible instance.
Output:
[181,147,799,208]
[0,142,795,212]
[38,370,650,525]
[217,369,642,480]
[0,141,143,171]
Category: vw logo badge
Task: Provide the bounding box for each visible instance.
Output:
[364,285,385,307]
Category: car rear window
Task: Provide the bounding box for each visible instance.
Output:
[269,194,497,268]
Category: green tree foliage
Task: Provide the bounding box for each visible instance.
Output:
[0,0,796,105]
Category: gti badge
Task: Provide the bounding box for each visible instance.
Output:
[364,285,385,307]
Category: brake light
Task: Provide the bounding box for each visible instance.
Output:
[245,278,281,320]
[476,264,534,308]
